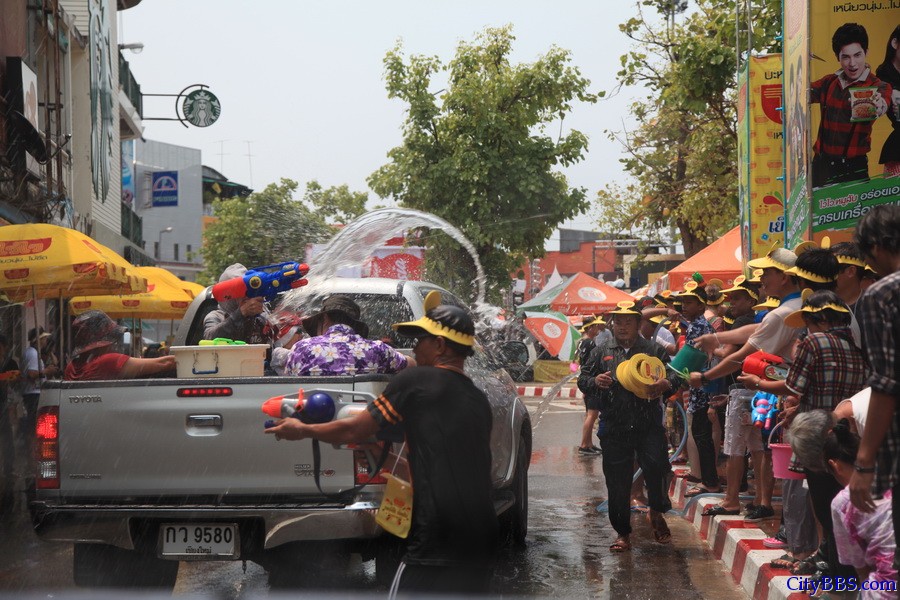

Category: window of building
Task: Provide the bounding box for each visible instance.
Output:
[174,244,179,262]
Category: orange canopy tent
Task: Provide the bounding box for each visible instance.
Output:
[667,226,744,290]
[516,272,636,316]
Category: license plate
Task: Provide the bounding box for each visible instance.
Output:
[159,523,239,559]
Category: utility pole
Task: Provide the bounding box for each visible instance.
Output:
[244,141,254,188]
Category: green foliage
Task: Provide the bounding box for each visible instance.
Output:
[599,0,780,256]
[303,180,369,224]
[368,25,597,301]
[198,179,331,284]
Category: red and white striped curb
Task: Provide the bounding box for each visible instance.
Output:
[516,386,583,399]
[669,471,806,600]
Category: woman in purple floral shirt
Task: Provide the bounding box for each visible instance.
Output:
[284,295,413,376]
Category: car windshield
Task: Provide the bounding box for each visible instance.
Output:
[295,292,416,347]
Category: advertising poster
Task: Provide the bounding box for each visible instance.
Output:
[738,55,786,263]
[808,2,900,244]
[121,140,135,207]
[783,0,811,248]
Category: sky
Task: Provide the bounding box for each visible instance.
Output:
[120,1,644,249]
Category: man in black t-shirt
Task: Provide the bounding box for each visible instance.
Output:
[0,334,20,513]
[266,292,498,595]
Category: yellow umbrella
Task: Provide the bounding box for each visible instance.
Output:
[139,266,206,299]
[0,224,147,301]
[69,266,197,320]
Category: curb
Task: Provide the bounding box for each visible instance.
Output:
[668,471,807,600]
[516,386,583,399]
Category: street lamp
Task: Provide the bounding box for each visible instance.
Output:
[157,227,173,260]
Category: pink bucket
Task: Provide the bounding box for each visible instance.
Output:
[769,422,805,480]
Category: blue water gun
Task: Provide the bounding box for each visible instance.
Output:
[212,261,309,303]
[750,392,779,430]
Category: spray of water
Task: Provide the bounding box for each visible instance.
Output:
[291,207,486,307]
[530,373,578,431]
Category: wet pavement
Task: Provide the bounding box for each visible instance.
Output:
[0,392,748,598]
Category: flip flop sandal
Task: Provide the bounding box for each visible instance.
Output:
[649,513,672,544]
[609,538,631,552]
[684,486,711,497]
[790,559,818,576]
[769,554,799,569]
[702,505,741,517]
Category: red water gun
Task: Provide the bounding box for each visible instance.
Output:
[742,351,787,381]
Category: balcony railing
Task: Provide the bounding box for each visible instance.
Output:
[121,201,143,247]
[118,51,143,117]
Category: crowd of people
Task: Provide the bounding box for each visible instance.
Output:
[575,205,899,597]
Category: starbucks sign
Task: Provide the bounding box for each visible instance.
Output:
[182,89,221,127]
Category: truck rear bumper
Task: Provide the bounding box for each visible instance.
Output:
[29,500,382,552]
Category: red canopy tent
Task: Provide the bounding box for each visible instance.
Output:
[517,272,636,316]
[667,226,744,290]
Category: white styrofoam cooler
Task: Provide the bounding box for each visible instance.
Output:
[169,344,268,378]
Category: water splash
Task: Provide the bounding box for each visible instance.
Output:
[530,373,578,431]
[293,207,486,306]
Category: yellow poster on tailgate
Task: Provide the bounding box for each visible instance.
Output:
[739,55,786,262]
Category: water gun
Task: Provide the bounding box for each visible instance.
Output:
[212,261,310,303]
[262,388,335,428]
[742,351,788,381]
[750,392,779,430]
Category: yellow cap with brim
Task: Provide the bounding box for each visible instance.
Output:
[753,296,781,311]
[391,291,476,346]
[721,275,760,300]
[653,290,674,306]
[723,315,735,326]
[747,247,797,272]
[783,265,837,284]
[675,280,706,302]
[864,264,879,277]
[785,302,851,328]
[836,255,866,268]
[649,315,666,324]
[607,300,642,317]
[747,268,764,283]
[579,315,606,332]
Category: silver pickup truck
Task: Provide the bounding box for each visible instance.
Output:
[29,278,531,589]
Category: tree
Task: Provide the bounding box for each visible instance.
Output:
[303,180,369,224]
[596,0,781,256]
[368,25,597,301]
[199,179,330,284]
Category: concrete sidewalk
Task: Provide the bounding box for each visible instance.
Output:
[668,469,808,600]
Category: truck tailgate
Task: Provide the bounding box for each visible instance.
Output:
[47,378,384,500]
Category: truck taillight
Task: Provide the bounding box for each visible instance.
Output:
[353,451,387,485]
[35,407,59,489]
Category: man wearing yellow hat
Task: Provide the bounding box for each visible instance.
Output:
[266,293,497,594]
[578,301,683,552]
[577,316,607,455]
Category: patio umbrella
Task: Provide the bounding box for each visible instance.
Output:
[523,310,582,362]
[69,266,197,320]
[0,223,147,301]
[140,266,206,299]
[517,272,636,316]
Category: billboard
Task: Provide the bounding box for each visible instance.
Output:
[807,3,900,243]
[783,0,811,248]
[151,171,179,207]
[738,55,786,263]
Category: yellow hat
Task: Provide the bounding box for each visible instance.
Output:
[784,289,850,328]
[392,291,476,346]
[747,268,765,283]
[784,264,837,284]
[793,236,831,256]
[615,353,667,399]
[747,247,797,272]
[721,275,760,301]
[723,315,735,326]
[676,280,708,302]
[579,315,605,332]
[753,296,781,311]
[649,314,666,325]
[606,300,642,317]
[836,254,866,268]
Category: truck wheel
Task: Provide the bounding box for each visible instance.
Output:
[374,536,406,589]
[499,436,529,546]
[73,543,178,589]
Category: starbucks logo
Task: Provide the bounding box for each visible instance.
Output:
[182,89,221,127]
